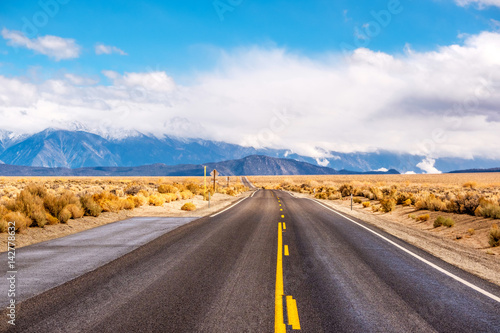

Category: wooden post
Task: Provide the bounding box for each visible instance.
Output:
[204,166,207,200]
[351,193,353,211]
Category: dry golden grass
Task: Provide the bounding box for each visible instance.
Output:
[250,173,500,247]
[0,176,248,233]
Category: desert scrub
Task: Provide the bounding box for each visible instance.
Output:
[467,228,475,235]
[181,202,196,211]
[380,198,396,213]
[433,216,455,228]
[362,201,371,208]
[353,197,362,204]
[80,195,102,217]
[416,214,430,222]
[148,194,166,206]
[8,189,47,227]
[3,211,31,231]
[158,184,177,194]
[474,199,500,219]
[489,224,500,247]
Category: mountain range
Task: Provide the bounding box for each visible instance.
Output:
[0,128,499,173]
[0,155,400,177]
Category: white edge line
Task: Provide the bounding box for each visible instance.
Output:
[306,198,500,303]
[210,197,248,218]
[250,189,259,198]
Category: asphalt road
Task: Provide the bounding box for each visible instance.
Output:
[2,190,499,332]
[0,217,198,307]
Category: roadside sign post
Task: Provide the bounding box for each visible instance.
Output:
[204,166,207,201]
[210,169,218,192]
[351,193,353,211]
[227,176,229,188]
[208,192,210,208]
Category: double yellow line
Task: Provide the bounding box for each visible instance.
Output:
[275,201,300,332]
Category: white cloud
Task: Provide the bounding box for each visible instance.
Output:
[404,171,417,175]
[95,44,127,56]
[315,158,330,167]
[455,0,500,8]
[375,167,389,172]
[1,31,500,160]
[416,158,442,174]
[1,29,80,61]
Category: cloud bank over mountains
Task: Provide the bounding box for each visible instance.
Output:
[0,31,499,160]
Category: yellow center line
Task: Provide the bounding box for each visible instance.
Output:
[280,208,283,211]
[281,215,284,218]
[286,296,301,329]
[284,245,289,256]
[275,223,286,333]
[283,223,286,230]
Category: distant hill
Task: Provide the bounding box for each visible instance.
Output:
[449,167,500,174]
[0,155,400,176]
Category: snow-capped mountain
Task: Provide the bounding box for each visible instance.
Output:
[0,128,499,172]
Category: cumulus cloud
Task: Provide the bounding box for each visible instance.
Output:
[1,31,500,160]
[1,29,80,61]
[375,167,389,172]
[455,0,500,8]
[416,158,442,174]
[95,44,127,56]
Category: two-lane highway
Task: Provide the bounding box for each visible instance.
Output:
[2,189,499,332]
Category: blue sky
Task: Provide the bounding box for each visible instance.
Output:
[0,0,500,170]
[1,0,498,78]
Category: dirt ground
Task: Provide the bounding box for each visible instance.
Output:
[289,191,500,286]
[0,192,245,250]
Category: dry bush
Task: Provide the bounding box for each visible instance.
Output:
[185,183,200,195]
[124,185,142,196]
[0,218,7,233]
[8,189,47,227]
[58,207,72,223]
[475,199,500,219]
[122,197,136,210]
[132,194,148,207]
[315,192,328,200]
[403,199,412,207]
[148,194,166,206]
[93,192,123,212]
[372,205,380,212]
[463,181,477,189]
[4,211,31,231]
[417,214,430,222]
[362,201,371,208]
[43,191,79,219]
[328,192,341,200]
[353,197,362,204]
[380,198,396,213]
[181,202,196,211]
[158,184,177,194]
[45,213,59,225]
[80,195,102,217]
[434,216,455,228]
[65,203,84,219]
[467,228,475,235]
[179,190,194,200]
[489,224,500,247]
[163,193,178,203]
